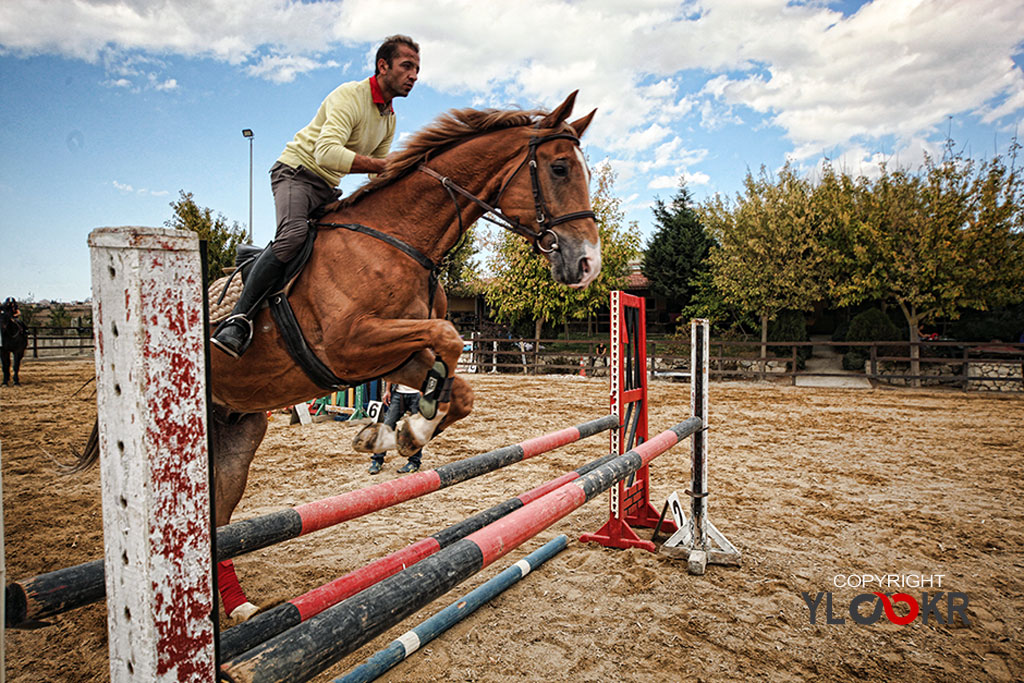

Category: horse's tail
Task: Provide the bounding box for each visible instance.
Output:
[67,418,100,473]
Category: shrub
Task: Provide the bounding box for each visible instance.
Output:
[831,319,850,354]
[768,310,811,360]
[842,351,865,371]
[847,308,901,342]
[845,308,903,366]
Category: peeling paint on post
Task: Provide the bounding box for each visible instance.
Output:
[89,227,215,682]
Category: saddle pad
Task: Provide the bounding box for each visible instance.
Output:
[207,272,301,326]
[208,275,244,325]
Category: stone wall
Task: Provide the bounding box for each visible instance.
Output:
[873,360,1023,392]
[967,361,1024,392]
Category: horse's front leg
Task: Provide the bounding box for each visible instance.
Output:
[210,408,268,621]
[343,317,465,456]
[391,365,474,457]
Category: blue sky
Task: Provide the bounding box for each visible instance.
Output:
[2,0,1022,302]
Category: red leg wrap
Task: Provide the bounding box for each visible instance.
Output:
[217,559,249,615]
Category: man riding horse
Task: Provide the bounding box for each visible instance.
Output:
[212,34,421,357]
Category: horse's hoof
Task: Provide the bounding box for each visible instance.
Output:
[352,423,395,453]
[395,427,421,457]
[227,601,260,622]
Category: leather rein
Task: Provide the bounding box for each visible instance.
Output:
[418,131,596,254]
[290,128,595,390]
[315,128,595,274]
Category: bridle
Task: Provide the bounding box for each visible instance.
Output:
[418,130,596,254]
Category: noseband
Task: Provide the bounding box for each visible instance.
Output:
[419,131,596,254]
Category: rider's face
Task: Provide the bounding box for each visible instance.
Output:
[377,45,419,101]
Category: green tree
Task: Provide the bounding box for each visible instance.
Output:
[18,303,39,327]
[824,145,1024,385]
[165,190,249,277]
[642,180,713,314]
[48,302,72,334]
[485,162,641,341]
[438,224,481,297]
[701,162,830,363]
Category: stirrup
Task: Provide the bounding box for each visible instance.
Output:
[212,314,255,358]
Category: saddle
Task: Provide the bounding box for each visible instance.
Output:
[209,230,348,390]
[209,215,447,392]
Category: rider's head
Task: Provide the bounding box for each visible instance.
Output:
[374,35,419,101]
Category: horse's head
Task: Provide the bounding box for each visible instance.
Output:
[496,92,601,289]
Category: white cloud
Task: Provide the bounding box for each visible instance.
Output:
[245,53,340,83]
[112,180,168,197]
[648,170,710,190]
[699,0,1024,157]
[4,0,1023,191]
[152,77,177,91]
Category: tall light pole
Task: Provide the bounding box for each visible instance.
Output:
[241,129,254,244]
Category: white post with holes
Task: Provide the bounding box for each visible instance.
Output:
[89,226,215,682]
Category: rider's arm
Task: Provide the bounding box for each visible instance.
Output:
[348,154,387,174]
[313,84,393,176]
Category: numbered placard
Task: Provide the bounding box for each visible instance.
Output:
[662,491,692,548]
[365,400,384,421]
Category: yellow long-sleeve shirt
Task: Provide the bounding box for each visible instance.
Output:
[277,77,395,187]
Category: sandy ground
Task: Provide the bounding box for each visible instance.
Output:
[2,359,1022,682]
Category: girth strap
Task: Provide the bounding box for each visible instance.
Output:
[268,293,347,391]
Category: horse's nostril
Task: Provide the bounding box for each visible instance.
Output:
[580,257,591,276]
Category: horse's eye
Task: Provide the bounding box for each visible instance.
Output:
[551,160,569,178]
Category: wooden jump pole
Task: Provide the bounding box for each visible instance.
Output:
[88,226,215,682]
[4,415,616,627]
[335,535,570,683]
[220,417,702,683]
[219,452,619,660]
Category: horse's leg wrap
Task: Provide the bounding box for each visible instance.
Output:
[418,360,453,420]
[218,559,257,619]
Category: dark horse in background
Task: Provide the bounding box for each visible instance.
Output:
[77,92,600,619]
[1,298,28,386]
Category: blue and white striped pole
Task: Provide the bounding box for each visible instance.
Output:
[335,535,570,683]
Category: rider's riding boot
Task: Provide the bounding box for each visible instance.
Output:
[211,248,287,358]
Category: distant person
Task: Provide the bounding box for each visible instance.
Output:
[590,341,607,374]
[213,35,421,358]
[2,297,20,319]
[369,382,424,474]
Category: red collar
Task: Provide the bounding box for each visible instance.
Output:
[369,76,393,114]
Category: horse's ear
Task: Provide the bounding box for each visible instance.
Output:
[569,109,597,138]
[538,90,578,128]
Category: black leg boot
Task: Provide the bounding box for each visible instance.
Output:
[211,247,287,358]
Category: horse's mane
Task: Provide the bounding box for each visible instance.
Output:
[337,105,546,208]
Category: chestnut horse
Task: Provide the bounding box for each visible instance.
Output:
[79,91,599,618]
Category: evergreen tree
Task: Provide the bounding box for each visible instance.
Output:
[642,180,712,313]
